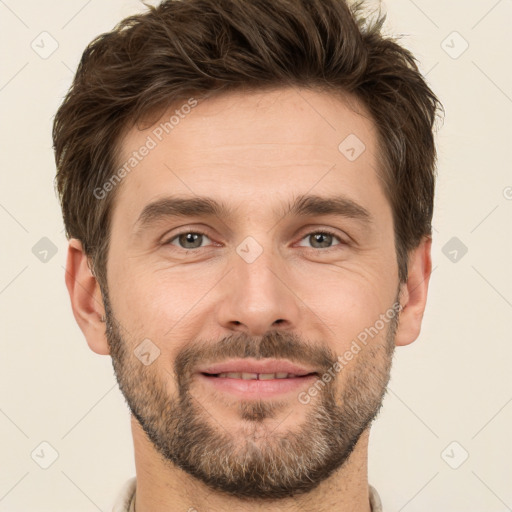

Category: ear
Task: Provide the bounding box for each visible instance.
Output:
[65,238,110,355]
[395,236,433,347]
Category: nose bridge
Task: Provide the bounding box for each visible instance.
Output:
[216,236,300,335]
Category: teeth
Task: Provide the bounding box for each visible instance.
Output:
[216,372,299,379]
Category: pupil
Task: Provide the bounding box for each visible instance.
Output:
[181,233,201,248]
[313,233,331,248]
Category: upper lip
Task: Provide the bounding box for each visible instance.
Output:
[197,359,317,376]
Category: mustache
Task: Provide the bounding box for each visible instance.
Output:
[173,330,338,381]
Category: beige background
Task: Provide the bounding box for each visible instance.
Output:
[1,0,511,510]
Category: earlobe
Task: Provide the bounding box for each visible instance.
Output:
[394,236,433,347]
[65,239,110,355]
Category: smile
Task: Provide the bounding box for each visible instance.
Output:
[205,372,308,379]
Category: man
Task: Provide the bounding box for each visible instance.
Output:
[53,0,441,510]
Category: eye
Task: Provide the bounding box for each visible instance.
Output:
[297,230,344,250]
[163,229,347,252]
[165,231,213,250]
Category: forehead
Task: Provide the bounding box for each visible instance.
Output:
[112,87,387,227]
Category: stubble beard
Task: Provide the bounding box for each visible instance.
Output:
[103,290,398,500]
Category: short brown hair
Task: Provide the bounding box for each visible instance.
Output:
[53,0,442,287]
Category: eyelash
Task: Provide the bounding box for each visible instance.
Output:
[163,229,347,252]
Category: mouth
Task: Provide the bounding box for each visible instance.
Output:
[195,359,319,399]
[203,372,315,379]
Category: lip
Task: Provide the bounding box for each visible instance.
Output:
[197,358,317,376]
[195,358,319,399]
[196,373,318,399]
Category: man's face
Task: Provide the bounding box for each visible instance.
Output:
[103,87,402,498]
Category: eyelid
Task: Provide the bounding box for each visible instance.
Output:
[162,227,214,248]
[294,228,349,249]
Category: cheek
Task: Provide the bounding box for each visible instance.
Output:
[312,280,389,349]
[292,251,396,331]
[108,259,220,341]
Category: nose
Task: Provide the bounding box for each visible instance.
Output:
[215,247,302,337]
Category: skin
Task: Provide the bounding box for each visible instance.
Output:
[65,87,432,512]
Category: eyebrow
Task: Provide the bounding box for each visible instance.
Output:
[133,193,373,234]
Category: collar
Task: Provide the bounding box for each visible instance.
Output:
[113,478,383,512]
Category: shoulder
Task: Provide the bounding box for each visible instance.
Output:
[112,476,137,512]
[369,484,383,512]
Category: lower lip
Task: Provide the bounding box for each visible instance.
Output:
[196,373,318,399]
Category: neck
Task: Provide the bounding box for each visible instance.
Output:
[130,416,373,512]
